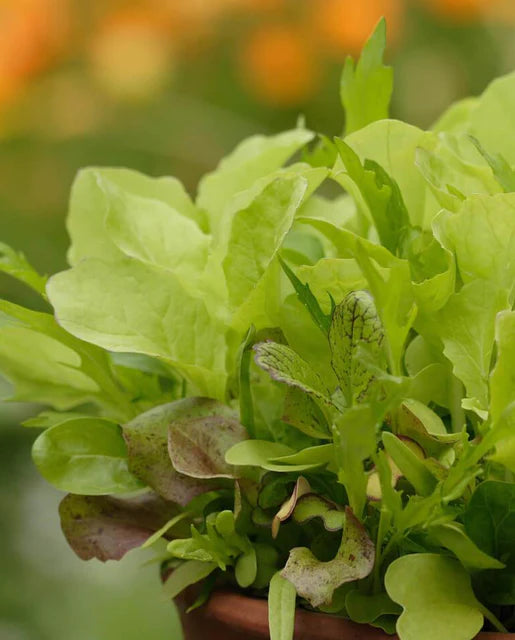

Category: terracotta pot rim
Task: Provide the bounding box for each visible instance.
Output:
[182,589,514,640]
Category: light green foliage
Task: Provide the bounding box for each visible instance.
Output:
[435,280,509,413]
[32,418,143,494]
[268,572,297,640]
[162,561,217,600]
[340,18,393,135]
[0,241,47,296]
[385,554,484,640]
[4,24,515,640]
[438,193,515,296]
[0,300,135,418]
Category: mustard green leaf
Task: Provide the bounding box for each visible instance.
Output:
[253,341,331,405]
[329,290,384,406]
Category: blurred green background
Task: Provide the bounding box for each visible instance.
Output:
[1,1,515,638]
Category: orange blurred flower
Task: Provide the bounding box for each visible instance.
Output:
[89,7,175,100]
[421,0,497,20]
[239,23,319,107]
[311,0,404,57]
[0,0,70,103]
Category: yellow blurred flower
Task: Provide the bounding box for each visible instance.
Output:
[310,0,404,57]
[89,7,175,100]
[238,23,319,107]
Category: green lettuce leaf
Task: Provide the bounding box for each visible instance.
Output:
[32,417,144,495]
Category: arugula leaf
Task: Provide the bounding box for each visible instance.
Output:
[281,507,374,608]
[429,522,505,571]
[329,290,384,406]
[268,571,297,640]
[340,18,393,135]
[333,138,410,254]
[278,256,331,335]
[468,136,515,192]
[385,554,485,640]
[59,492,178,561]
[0,242,47,296]
[33,418,144,495]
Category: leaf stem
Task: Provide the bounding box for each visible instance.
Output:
[478,603,508,634]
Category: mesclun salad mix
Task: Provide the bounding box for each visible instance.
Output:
[1,20,515,640]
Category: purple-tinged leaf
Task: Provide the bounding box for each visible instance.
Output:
[59,492,178,562]
[123,398,235,505]
[168,415,248,479]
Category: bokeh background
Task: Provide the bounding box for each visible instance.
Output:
[1,1,515,638]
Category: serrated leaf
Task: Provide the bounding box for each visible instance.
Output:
[340,18,393,135]
[0,241,47,296]
[329,290,384,406]
[281,507,374,608]
[279,256,331,334]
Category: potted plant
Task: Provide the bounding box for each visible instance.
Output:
[1,19,514,640]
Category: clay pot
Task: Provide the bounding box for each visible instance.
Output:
[177,590,512,640]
